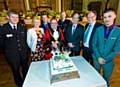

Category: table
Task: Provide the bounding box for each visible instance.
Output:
[23,56,107,87]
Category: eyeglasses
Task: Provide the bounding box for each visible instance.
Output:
[51,22,57,24]
[87,15,95,19]
[72,17,79,19]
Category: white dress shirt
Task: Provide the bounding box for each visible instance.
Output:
[9,22,17,29]
[72,24,77,35]
[84,21,96,48]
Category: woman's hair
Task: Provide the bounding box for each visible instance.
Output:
[50,17,57,23]
[32,16,41,23]
[33,16,41,20]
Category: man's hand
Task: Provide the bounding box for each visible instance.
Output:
[98,57,105,65]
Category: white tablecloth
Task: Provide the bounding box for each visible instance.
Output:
[23,56,107,87]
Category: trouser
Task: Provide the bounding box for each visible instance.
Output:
[83,47,93,65]
[5,52,29,87]
[69,50,80,57]
[93,59,115,87]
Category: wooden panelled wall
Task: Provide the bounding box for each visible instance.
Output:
[0,0,25,11]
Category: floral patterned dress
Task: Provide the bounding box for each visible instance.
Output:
[31,30,45,61]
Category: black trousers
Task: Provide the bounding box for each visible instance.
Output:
[69,50,80,57]
[83,47,93,65]
[5,51,28,87]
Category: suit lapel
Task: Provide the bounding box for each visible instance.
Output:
[72,24,78,36]
[17,24,23,33]
[100,26,105,49]
[85,23,97,47]
[105,26,117,46]
[69,24,73,36]
[17,24,20,32]
[7,23,13,31]
[89,23,96,43]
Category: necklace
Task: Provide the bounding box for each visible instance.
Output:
[35,28,42,38]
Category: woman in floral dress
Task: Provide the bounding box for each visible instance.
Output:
[27,16,45,61]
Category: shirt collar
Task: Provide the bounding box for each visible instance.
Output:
[108,24,115,29]
[72,24,77,28]
[104,24,115,30]
[89,21,96,27]
[104,24,116,39]
[9,22,17,29]
[62,19,65,22]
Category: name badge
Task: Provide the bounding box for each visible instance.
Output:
[6,34,13,38]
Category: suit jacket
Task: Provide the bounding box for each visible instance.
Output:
[40,21,50,31]
[84,22,102,51]
[58,19,72,30]
[1,22,28,56]
[65,23,84,51]
[92,25,120,63]
[0,26,2,48]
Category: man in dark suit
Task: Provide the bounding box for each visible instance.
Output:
[65,12,84,56]
[58,11,72,31]
[0,10,29,87]
[0,25,2,47]
[41,14,50,31]
[83,11,102,65]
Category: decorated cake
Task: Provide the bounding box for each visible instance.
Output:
[49,51,80,84]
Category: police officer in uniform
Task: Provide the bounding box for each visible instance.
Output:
[0,10,29,87]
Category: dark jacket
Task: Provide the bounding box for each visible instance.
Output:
[58,19,72,30]
[65,23,84,51]
[1,22,28,56]
[84,22,102,52]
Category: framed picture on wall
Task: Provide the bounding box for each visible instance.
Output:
[31,0,52,11]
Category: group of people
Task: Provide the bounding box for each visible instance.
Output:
[0,8,120,87]
[83,8,120,87]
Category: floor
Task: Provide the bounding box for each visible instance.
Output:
[0,50,120,87]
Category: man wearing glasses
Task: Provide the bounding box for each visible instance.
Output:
[83,10,102,65]
[64,12,84,56]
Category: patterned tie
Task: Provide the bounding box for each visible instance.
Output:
[84,24,91,43]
